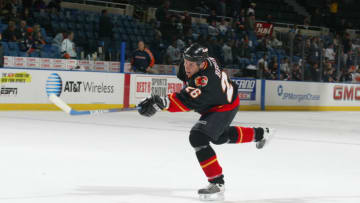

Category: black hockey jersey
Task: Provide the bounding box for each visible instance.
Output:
[168,57,239,114]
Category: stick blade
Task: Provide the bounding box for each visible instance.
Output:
[49,94,72,114]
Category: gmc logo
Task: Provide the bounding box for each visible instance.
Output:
[333,86,360,100]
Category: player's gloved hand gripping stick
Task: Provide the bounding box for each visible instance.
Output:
[138,95,169,117]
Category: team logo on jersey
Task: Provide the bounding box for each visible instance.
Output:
[195,76,208,87]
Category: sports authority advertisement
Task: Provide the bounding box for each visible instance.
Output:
[130,75,262,110]
[130,74,184,105]
[232,79,256,101]
[0,68,124,107]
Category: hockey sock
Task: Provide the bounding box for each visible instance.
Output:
[228,126,256,143]
[196,145,224,183]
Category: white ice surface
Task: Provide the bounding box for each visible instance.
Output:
[0,111,360,203]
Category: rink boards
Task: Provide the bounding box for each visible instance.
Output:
[1,68,360,111]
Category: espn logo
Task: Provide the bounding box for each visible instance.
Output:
[0,87,18,95]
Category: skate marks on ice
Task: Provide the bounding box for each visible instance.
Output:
[223,195,360,203]
[71,186,198,201]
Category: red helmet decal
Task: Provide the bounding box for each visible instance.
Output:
[195,76,208,87]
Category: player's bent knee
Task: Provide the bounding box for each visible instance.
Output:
[189,130,210,148]
[210,137,228,145]
[210,128,230,145]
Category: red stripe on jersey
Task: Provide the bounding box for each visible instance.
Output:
[167,93,191,112]
[207,96,240,113]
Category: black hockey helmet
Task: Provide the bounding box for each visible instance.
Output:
[183,43,208,64]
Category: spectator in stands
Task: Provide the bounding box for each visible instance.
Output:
[218,18,228,36]
[343,33,352,67]
[183,28,194,46]
[155,0,170,24]
[257,54,268,79]
[52,30,65,53]
[196,0,210,14]
[214,37,225,65]
[33,29,46,49]
[303,17,311,27]
[2,20,20,42]
[256,37,268,52]
[323,62,336,82]
[206,36,216,58]
[325,43,336,62]
[165,40,181,65]
[223,40,233,65]
[33,24,41,36]
[308,37,321,64]
[131,41,156,73]
[245,9,257,47]
[280,57,290,80]
[162,15,178,44]
[61,31,77,59]
[247,2,256,16]
[20,8,34,26]
[233,39,251,68]
[269,56,279,79]
[149,31,165,64]
[258,55,277,80]
[207,9,218,24]
[208,20,219,37]
[23,29,45,56]
[233,8,246,31]
[182,10,192,35]
[304,62,320,81]
[4,0,20,18]
[291,64,302,81]
[99,9,113,61]
[231,0,243,18]
[176,35,186,51]
[19,27,34,54]
[339,65,354,82]
[270,34,283,48]
[239,8,246,23]
[17,20,27,39]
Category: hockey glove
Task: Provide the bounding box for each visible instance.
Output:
[138,95,169,117]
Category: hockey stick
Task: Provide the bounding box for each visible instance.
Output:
[49,94,140,115]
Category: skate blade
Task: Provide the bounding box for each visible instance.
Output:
[199,193,224,201]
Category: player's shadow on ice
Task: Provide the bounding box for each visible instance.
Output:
[71,186,198,201]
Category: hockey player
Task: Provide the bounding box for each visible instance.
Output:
[138,43,273,201]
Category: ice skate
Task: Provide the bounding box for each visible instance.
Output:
[256,128,274,149]
[198,183,225,201]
